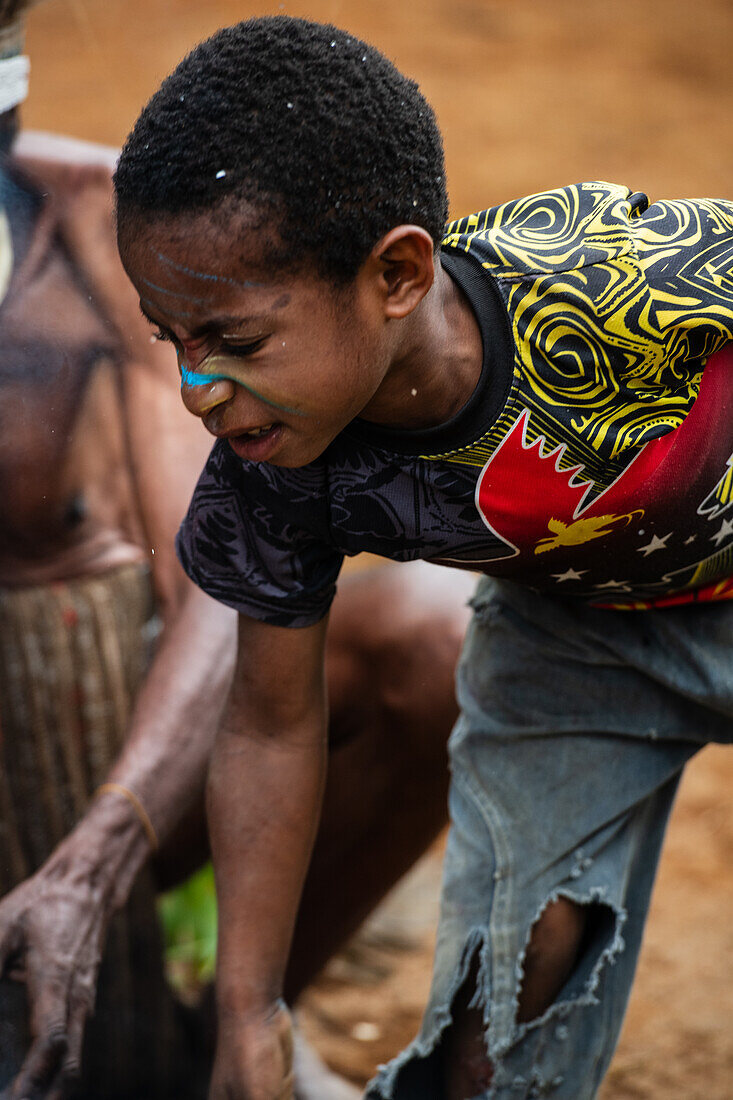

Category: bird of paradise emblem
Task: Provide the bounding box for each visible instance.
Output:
[473,409,663,560]
[534,510,644,554]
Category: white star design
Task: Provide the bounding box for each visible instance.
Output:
[684,534,697,545]
[594,578,631,590]
[637,532,672,556]
[552,567,588,583]
[711,518,733,546]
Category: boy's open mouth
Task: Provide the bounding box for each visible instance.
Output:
[227,423,284,461]
[242,424,274,438]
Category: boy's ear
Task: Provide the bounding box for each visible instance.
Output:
[369,225,436,319]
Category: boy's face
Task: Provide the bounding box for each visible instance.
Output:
[119,209,395,467]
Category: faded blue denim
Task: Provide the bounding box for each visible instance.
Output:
[366,576,733,1100]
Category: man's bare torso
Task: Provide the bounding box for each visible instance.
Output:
[0,134,211,596]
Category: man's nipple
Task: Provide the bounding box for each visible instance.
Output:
[63,493,87,528]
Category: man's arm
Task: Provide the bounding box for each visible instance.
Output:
[208,612,329,1100]
[0,140,239,1097]
[0,581,236,1098]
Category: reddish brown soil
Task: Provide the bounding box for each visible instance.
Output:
[23,1,733,1095]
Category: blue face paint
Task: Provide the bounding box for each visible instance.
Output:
[180,366,229,387]
[156,251,266,290]
[179,364,304,417]
[141,279,214,306]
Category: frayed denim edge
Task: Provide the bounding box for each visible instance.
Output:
[509,887,627,1050]
[364,925,489,1100]
[365,888,627,1100]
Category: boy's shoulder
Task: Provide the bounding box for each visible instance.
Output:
[439,181,733,466]
[442,180,733,289]
[442,181,646,278]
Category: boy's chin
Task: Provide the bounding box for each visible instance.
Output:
[275,426,347,468]
[272,440,333,468]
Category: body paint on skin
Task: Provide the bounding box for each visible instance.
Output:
[141,279,216,306]
[156,250,266,290]
[140,295,198,320]
[180,363,305,417]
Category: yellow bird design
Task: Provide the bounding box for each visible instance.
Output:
[535,511,644,554]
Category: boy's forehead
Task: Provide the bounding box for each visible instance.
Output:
[119,210,349,340]
[122,208,267,282]
[120,209,288,317]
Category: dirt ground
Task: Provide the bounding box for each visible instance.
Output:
[22,0,733,1095]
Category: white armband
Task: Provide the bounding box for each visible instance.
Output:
[0,55,30,115]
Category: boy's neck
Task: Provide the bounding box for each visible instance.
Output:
[359,259,483,432]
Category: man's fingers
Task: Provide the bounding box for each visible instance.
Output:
[9,1029,67,1100]
[26,961,69,1046]
[46,1056,81,1100]
[0,922,23,980]
[51,996,87,1099]
[45,1051,82,1100]
[11,966,69,1099]
[44,978,93,1100]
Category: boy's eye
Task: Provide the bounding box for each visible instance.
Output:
[222,337,267,359]
[153,328,172,343]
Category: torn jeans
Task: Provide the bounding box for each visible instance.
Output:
[366,576,733,1099]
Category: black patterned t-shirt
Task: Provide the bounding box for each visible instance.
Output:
[176,182,733,625]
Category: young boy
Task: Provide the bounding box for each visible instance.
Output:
[113,16,733,1100]
[0,10,472,1099]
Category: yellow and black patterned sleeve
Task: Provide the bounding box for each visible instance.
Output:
[445,184,733,463]
[630,195,733,372]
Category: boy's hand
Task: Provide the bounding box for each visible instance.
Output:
[209,1002,294,1100]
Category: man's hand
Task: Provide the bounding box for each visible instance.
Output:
[209,1002,294,1100]
[0,795,150,1100]
[0,868,103,1098]
[0,585,235,1099]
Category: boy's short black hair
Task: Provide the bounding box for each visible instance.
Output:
[113,16,448,283]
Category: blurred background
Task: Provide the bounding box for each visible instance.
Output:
[21,1,733,1097]
[24,0,733,207]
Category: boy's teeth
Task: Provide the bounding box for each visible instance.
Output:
[247,425,273,437]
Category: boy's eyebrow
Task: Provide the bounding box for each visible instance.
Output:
[138,301,270,335]
[139,302,164,327]
[140,296,196,321]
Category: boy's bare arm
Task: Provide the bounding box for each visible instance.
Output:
[208,612,330,1100]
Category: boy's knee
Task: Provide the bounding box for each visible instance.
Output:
[517,897,590,1023]
[443,902,589,1099]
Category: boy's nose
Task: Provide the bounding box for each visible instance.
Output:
[180,376,236,417]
